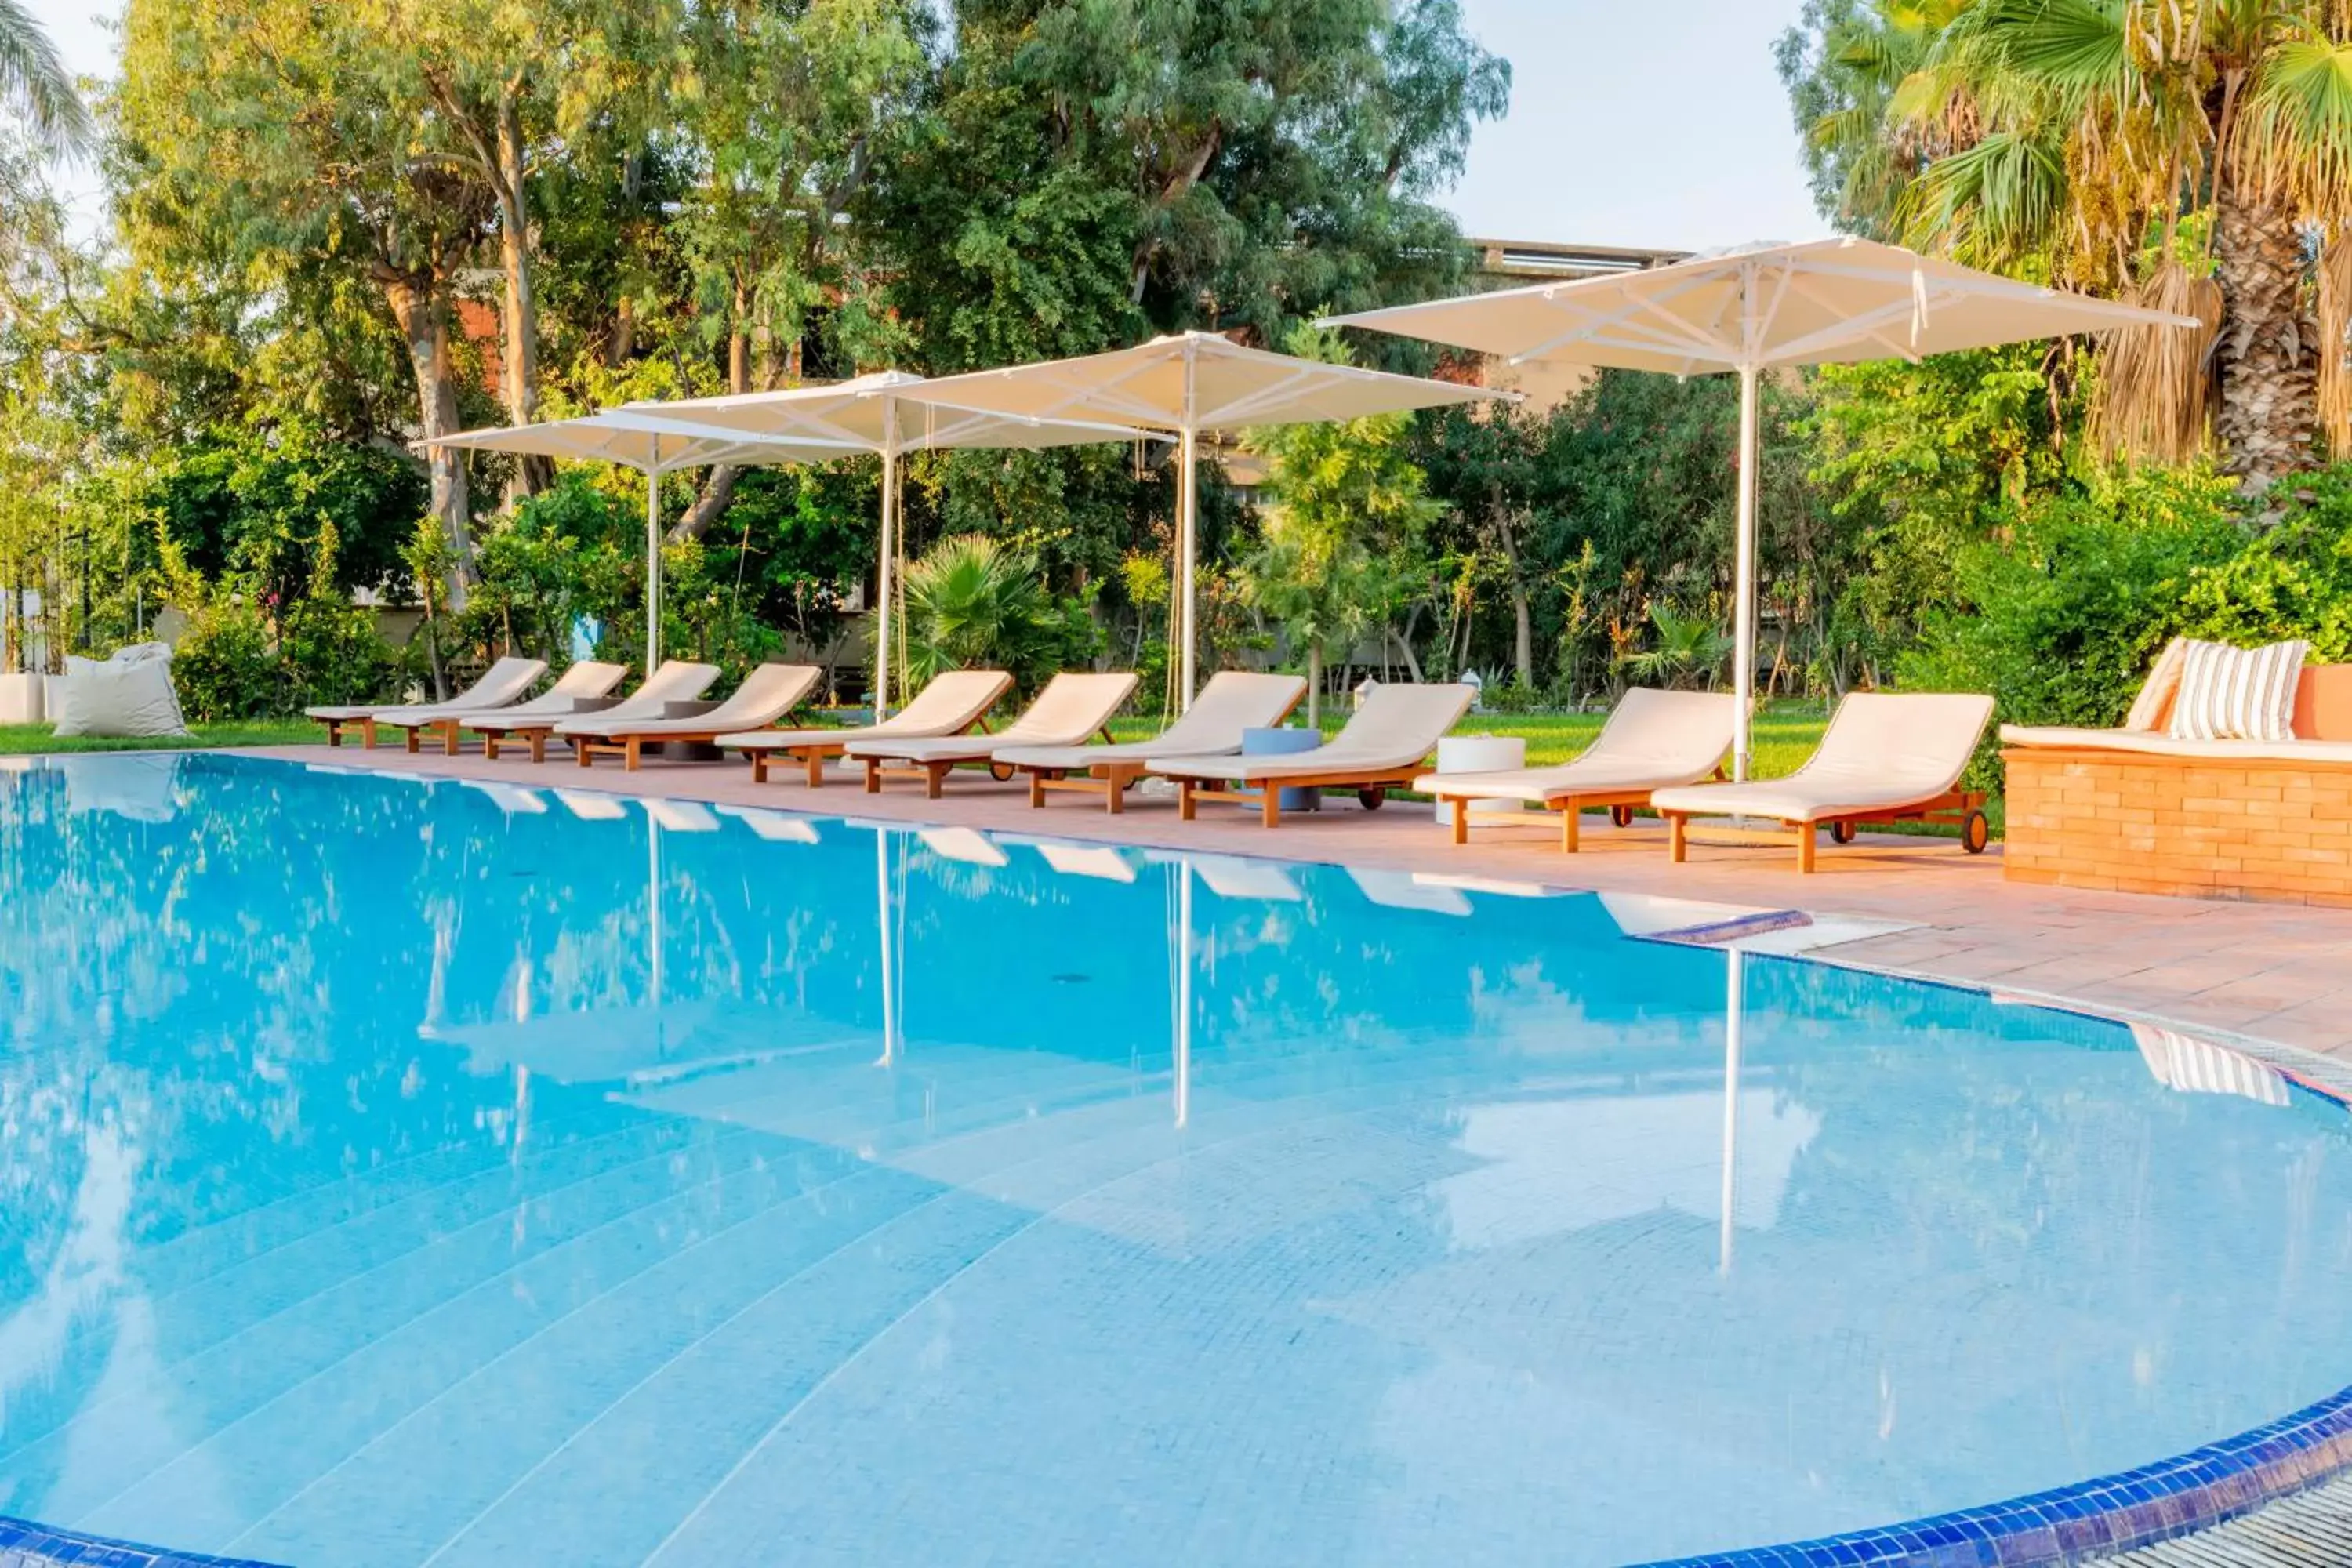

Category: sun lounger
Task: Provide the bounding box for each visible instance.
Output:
[720,669,1014,786]
[518,659,720,768]
[847,672,1140,797]
[1149,681,1475,827]
[1415,688,1737,851]
[447,662,632,762]
[306,655,546,750]
[1650,691,1996,872]
[993,671,1308,813]
[563,662,822,771]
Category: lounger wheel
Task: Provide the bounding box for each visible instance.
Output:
[989,763,1015,782]
[1830,820,1858,845]
[1357,788,1387,811]
[1609,805,1635,829]
[1962,810,1991,854]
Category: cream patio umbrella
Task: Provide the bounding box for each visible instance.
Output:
[624,372,1156,713]
[429,411,856,677]
[916,332,1504,709]
[1325,237,2200,778]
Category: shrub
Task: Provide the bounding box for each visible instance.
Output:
[1899,467,2245,732]
[889,533,1102,695]
[170,606,289,720]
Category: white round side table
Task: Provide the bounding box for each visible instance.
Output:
[1431,735,1526,825]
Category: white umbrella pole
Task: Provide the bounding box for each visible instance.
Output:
[877,420,898,717]
[1732,364,1760,782]
[1719,947,1744,1276]
[877,826,898,1068]
[644,448,663,678]
[1175,858,1193,1129]
[1178,426,1198,712]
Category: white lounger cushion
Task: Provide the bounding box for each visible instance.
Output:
[846,672,1138,764]
[1999,724,2352,764]
[1149,682,1475,782]
[568,663,820,739]
[460,662,633,728]
[718,669,1012,752]
[993,670,1308,770]
[550,661,723,735]
[312,655,547,724]
[1651,691,1995,824]
[1411,688,1735,802]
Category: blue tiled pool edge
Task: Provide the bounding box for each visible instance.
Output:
[1635,1381,2352,1567]
[0,1512,283,1568]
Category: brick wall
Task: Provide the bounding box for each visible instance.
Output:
[2002,747,2352,907]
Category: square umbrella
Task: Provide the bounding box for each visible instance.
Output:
[624,373,1158,712]
[1325,237,2201,778]
[915,333,1505,708]
[429,411,857,676]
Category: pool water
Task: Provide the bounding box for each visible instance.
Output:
[4,753,2351,1567]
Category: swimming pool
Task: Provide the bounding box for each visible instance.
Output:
[4,753,2350,1567]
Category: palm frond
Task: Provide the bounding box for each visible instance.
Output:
[2318,231,2352,457]
[2238,34,2352,212]
[2091,256,2222,465]
[0,0,92,154]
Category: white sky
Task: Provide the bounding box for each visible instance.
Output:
[30,0,1828,252]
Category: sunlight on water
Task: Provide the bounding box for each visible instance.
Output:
[2,753,2349,1567]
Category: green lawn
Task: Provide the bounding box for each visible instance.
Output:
[0,718,321,755]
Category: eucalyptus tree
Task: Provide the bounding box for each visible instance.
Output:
[872,0,1509,366]
[407,0,680,497]
[666,0,928,541]
[116,0,496,602]
[1783,0,2352,493]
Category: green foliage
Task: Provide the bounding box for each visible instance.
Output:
[1621,604,1735,691]
[892,532,1101,695]
[1900,468,2248,734]
[2173,473,2352,659]
[1240,327,1441,720]
[169,607,288,722]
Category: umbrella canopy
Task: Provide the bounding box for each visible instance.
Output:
[1325,238,2199,776]
[430,412,855,677]
[626,373,1158,710]
[917,333,1503,707]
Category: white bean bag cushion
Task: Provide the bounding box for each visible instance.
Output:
[51,656,192,739]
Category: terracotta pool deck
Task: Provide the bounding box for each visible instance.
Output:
[258,742,2352,1061]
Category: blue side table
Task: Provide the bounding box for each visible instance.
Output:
[1241,725,1322,813]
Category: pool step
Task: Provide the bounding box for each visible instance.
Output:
[2101,1471,2352,1566]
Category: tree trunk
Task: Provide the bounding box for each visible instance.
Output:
[384,276,475,609]
[1306,642,1322,728]
[2213,184,2318,496]
[673,285,756,543]
[493,87,550,499]
[1490,488,1534,688]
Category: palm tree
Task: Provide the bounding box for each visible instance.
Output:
[1791,0,2352,494]
[891,532,1066,691]
[0,0,93,154]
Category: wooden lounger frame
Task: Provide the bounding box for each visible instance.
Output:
[1662,789,1991,873]
[1178,764,1424,829]
[1432,789,1653,852]
[575,728,739,771]
[1025,760,1150,813]
[477,724,567,764]
[742,716,996,789]
[316,714,377,749]
[864,725,1112,800]
[1012,689,1309,814]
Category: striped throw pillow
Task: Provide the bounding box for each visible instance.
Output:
[2122,637,2187,732]
[2165,638,2309,742]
